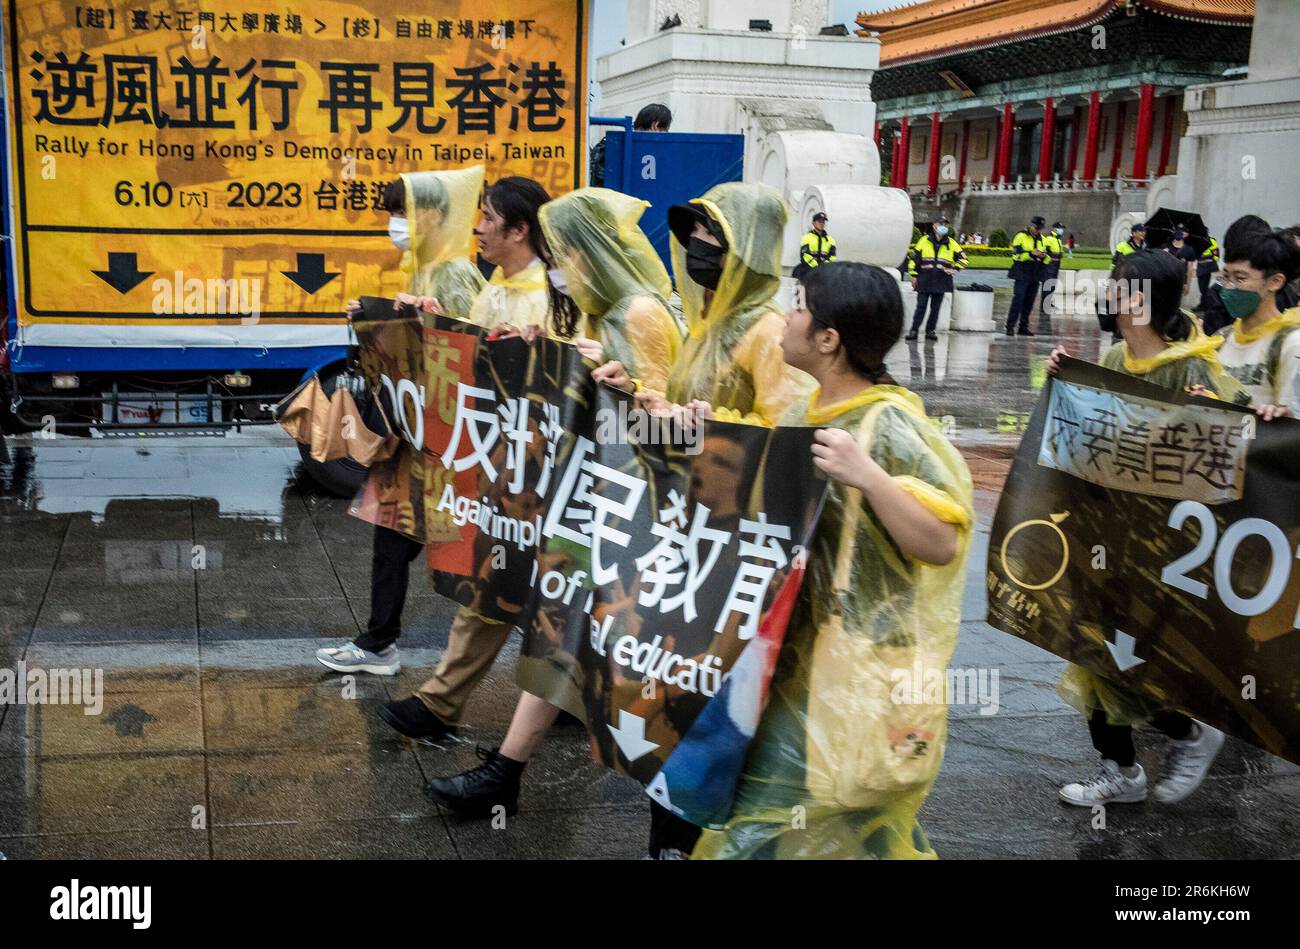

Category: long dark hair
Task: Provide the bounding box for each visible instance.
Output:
[483,176,581,339]
[800,261,903,385]
[1111,249,1190,341]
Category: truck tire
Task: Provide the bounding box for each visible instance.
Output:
[297,443,368,498]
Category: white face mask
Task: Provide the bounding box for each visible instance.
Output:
[547,267,570,296]
[1054,228,1064,236]
[935,226,949,238]
[388,217,410,251]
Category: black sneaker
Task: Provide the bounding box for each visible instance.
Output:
[925,332,939,341]
[904,332,919,341]
[425,746,524,818]
[379,696,456,743]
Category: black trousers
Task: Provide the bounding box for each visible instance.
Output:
[354,524,424,653]
[1006,279,1040,333]
[1198,269,1213,298]
[1087,707,1193,768]
[649,800,702,858]
[1038,276,1058,318]
[909,291,946,335]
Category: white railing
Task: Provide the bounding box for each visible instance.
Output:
[951,174,1157,195]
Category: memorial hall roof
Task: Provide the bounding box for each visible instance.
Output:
[857,0,1254,68]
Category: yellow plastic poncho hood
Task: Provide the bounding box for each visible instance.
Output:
[539,188,681,390]
[400,165,486,321]
[539,188,672,319]
[1117,318,1223,376]
[671,181,786,337]
[1103,318,1249,405]
[665,182,812,422]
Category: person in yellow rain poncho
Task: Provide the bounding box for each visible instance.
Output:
[375,175,595,748]
[538,187,683,393]
[691,261,974,860]
[315,165,488,681]
[1045,249,1286,811]
[398,165,486,321]
[418,189,687,821]
[655,181,814,425]
[463,176,587,341]
[1212,223,1300,416]
[577,182,817,857]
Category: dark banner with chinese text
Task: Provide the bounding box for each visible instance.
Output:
[988,357,1300,763]
[350,299,828,824]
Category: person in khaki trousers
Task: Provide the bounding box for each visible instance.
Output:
[378,176,585,741]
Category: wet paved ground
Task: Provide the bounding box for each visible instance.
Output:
[1,308,1297,860]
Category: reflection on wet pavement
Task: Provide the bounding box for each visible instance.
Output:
[0,315,1295,859]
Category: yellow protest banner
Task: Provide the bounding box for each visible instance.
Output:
[3,0,588,330]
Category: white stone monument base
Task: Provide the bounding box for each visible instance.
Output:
[951,289,997,332]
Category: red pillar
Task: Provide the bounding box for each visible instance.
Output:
[996,102,1014,183]
[1131,83,1156,180]
[1037,96,1055,182]
[890,129,902,188]
[927,111,942,194]
[958,118,970,190]
[1082,91,1101,183]
[1110,100,1127,180]
[1066,104,1083,179]
[1156,95,1177,177]
[897,115,912,190]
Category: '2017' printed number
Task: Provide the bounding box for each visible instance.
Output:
[1161,500,1298,621]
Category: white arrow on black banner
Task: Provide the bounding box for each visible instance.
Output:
[1106,629,1146,672]
[607,709,658,762]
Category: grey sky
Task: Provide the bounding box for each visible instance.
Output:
[587,0,898,109]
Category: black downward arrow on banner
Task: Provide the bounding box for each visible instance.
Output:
[282,253,340,294]
[92,252,153,294]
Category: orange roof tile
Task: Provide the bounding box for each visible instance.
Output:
[857,0,1254,67]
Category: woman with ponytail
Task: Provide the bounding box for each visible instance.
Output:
[1045,247,1283,811]
[691,261,975,859]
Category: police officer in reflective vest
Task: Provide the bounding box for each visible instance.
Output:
[1112,222,1147,263]
[798,212,837,274]
[1006,215,1047,336]
[1197,235,1220,297]
[906,215,968,341]
[1037,221,1065,325]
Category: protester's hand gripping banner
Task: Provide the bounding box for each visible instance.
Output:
[988,357,1300,763]
[350,299,828,826]
[3,0,586,329]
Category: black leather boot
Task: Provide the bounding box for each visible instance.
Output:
[379,696,457,744]
[425,746,525,818]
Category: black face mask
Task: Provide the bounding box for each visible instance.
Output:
[686,237,725,291]
[1097,309,1117,333]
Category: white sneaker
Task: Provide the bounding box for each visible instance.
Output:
[315,642,401,676]
[1152,722,1225,803]
[1059,759,1148,806]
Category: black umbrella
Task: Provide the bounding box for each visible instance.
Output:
[1145,207,1211,255]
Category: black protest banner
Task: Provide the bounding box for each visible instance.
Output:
[351,299,828,812]
[988,356,1300,763]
